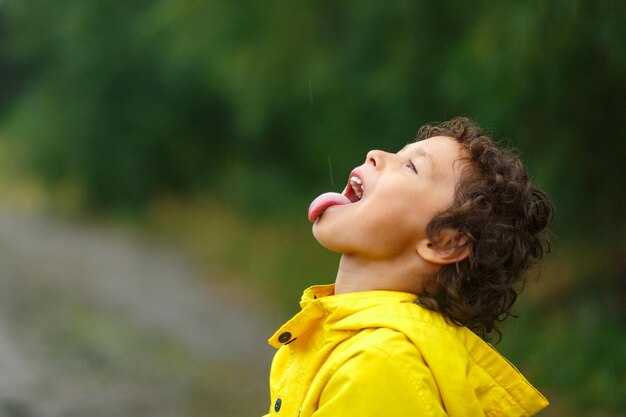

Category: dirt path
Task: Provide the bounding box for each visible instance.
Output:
[0,208,275,417]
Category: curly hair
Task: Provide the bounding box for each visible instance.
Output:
[415,117,553,341]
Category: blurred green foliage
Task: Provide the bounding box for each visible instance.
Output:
[1,1,625,415]
[2,0,624,234]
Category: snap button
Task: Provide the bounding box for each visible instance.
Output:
[278,332,292,343]
[274,398,282,412]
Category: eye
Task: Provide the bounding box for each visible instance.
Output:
[406,160,418,174]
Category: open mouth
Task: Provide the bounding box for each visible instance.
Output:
[307,170,365,223]
[344,174,364,202]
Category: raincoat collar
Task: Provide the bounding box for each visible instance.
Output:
[300,284,417,316]
[269,284,416,348]
[269,284,548,416]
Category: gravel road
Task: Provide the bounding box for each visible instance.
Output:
[0,208,275,417]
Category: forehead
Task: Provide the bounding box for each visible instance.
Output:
[409,135,461,152]
[404,136,465,177]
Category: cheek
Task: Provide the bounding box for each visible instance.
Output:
[410,201,441,228]
[412,186,455,222]
[362,190,427,230]
[360,191,448,249]
[353,200,426,248]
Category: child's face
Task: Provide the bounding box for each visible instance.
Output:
[312,136,464,260]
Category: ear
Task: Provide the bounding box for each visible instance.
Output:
[416,228,471,265]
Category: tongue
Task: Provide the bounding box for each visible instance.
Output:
[308,192,351,222]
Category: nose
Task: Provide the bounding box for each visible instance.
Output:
[366,149,391,169]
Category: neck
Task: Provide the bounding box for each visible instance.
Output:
[334,252,439,295]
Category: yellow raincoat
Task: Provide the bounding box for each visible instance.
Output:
[264,285,548,417]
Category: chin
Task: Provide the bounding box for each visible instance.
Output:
[312,221,345,254]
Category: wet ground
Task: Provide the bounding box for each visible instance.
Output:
[0,209,275,417]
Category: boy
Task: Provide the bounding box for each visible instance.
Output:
[264,117,552,417]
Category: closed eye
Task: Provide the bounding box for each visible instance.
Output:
[407,160,418,174]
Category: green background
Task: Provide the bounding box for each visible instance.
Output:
[0,1,624,415]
